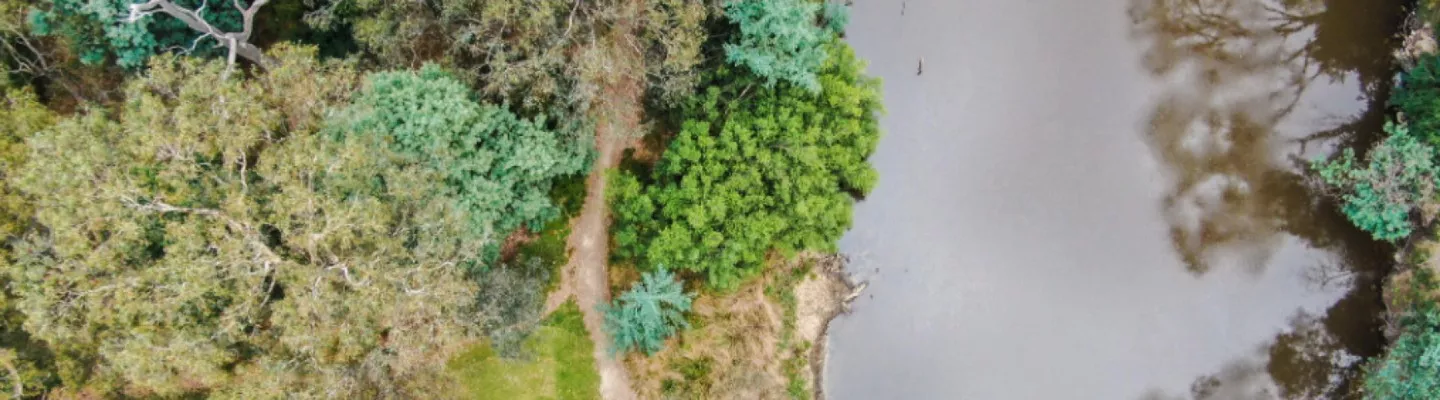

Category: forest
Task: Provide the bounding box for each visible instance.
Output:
[0,0,877,398]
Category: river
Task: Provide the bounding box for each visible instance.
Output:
[825,0,1405,398]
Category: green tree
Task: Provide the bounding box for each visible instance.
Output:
[27,0,245,68]
[339,65,592,262]
[1313,122,1440,242]
[7,46,481,397]
[722,0,830,93]
[611,41,881,289]
[602,268,692,355]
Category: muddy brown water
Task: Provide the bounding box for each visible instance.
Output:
[826,0,1406,398]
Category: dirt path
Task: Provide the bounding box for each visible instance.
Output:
[544,129,633,400]
[542,2,645,399]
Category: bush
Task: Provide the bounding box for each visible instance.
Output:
[610,41,881,289]
[602,268,692,355]
[1313,121,1440,242]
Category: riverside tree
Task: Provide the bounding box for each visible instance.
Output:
[610,41,881,289]
[1313,122,1440,242]
[5,47,486,397]
[722,0,829,92]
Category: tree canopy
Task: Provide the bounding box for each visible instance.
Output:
[307,0,710,113]
[722,0,830,93]
[611,41,881,289]
[28,0,244,68]
[1313,122,1440,242]
[339,65,592,261]
[5,47,486,397]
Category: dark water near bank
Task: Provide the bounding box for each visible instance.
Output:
[827,0,1405,398]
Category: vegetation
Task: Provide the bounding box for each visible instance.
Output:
[1363,271,1440,400]
[1314,122,1440,242]
[603,268,693,355]
[304,0,708,114]
[0,85,56,397]
[28,0,244,68]
[1394,54,1440,147]
[448,301,601,400]
[0,0,880,396]
[339,65,592,262]
[722,0,830,92]
[611,41,881,289]
[4,48,504,397]
[624,257,827,399]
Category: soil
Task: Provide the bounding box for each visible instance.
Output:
[794,255,863,400]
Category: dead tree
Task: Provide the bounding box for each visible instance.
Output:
[127,0,275,73]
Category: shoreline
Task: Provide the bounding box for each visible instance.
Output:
[794,254,867,400]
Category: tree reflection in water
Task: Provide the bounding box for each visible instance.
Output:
[1128,0,1400,398]
[1127,0,1396,275]
[1140,307,1374,399]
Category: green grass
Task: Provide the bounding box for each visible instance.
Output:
[448,301,600,400]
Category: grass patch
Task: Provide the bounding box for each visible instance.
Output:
[448,300,600,400]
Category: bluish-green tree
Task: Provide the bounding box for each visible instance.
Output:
[602,268,692,355]
[1313,122,1440,242]
[822,1,850,36]
[722,0,830,92]
[340,65,592,261]
[611,41,881,289]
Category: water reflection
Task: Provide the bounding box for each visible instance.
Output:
[1140,301,1381,399]
[1128,0,1396,275]
[1128,0,1399,396]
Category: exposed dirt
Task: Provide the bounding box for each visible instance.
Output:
[794,255,862,400]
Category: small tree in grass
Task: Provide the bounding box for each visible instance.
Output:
[603,268,692,355]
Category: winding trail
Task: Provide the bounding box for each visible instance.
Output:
[542,2,645,398]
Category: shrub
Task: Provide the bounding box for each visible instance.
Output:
[1313,121,1440,242]
[602,268,692,355]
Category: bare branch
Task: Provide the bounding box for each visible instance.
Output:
[127,0,275,70]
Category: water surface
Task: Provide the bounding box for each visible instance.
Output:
[827,0,1403,398]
